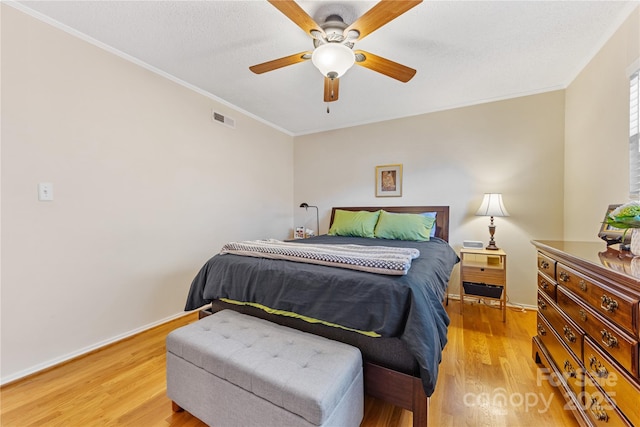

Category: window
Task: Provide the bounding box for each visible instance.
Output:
[630,69,640,199]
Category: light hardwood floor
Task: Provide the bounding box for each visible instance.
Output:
[1,300,580,427]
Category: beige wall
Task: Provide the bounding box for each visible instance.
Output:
[564,6,640,241]
[294,91,566,307]
[3,2,638,385]
[1,5,293,383]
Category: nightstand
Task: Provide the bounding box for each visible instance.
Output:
[459,248,507,322]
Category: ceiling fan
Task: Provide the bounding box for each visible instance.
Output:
[249,0,422,103]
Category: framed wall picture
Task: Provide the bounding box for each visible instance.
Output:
[598,204,631,245]
[375,164,402,197]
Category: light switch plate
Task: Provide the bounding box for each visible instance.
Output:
[38,183,53,201]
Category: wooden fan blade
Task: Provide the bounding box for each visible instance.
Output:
[354,50,416,82]
[324,77,340,102]
[249,52,312,74]
[268,0,326,39]
[344,0,422,41]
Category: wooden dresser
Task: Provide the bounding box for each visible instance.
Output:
[532,240,640,426]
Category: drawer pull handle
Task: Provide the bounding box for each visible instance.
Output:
[563,360,576,378]
[579,309,587,322]
[600,294,619,313]
[537,298,547,310]
[558,271,570,282]
[537,323,547,336]
[562,325,577,343]
[540,260,549,269]
[588,355,609,378]
[578,280,587,292]
[600,330,618,348]
[589,397,609,422]
[540,280,549,289]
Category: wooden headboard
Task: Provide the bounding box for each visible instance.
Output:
[329,206,450,242]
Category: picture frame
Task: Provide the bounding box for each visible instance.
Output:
[598,204,631,246]
[375,164,402,197]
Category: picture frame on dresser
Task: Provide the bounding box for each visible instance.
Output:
[598,204,632,245]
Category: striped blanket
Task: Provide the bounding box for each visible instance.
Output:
[220,239,420,275]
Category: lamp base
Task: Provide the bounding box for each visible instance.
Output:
[486,220,499,250]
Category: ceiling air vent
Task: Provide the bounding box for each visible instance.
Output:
[212,110,235,128]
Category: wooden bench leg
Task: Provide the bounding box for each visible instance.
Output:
[171,401,184,412]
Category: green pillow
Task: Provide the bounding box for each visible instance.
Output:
[328,210,381,238]
[374,210,435,241]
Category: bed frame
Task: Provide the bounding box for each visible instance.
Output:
[331,206,448,426]
[203,206,451,427]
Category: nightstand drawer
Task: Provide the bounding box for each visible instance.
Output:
[461,266,505,286]
[557,263,637,337]
[459,248,507,322]
[584,337,640,427]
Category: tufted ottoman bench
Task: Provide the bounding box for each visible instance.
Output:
[166,310,364,427]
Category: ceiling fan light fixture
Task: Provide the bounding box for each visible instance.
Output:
[311,43,355,78]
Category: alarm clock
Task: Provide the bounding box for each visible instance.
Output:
[462,240,484,249]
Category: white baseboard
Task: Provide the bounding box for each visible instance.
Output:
[0,311,192,386]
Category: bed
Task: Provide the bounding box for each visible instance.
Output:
[184,206,458,427]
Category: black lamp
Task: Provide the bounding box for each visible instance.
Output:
[299,203,319,237]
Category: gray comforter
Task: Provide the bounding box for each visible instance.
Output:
[185,235,459,396]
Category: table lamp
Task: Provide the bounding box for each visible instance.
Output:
[299,203,319,237]
[475,193,509,250]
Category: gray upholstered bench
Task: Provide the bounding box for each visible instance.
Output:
[166,309,364,427]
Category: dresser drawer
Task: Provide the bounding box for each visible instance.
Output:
[537,271,557,300]
[461,266,505,286]
[557,286,638,377]
[538,290,583,359]
[537,314,585,397]
[537,252,556,279]
[556,263,638,337]
[584,338,640,427]
[584,376,633,427]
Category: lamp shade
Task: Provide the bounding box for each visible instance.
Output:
[476,193,509,217]
[311,43,355,78]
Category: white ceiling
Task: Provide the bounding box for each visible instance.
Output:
[12,1,639,136]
